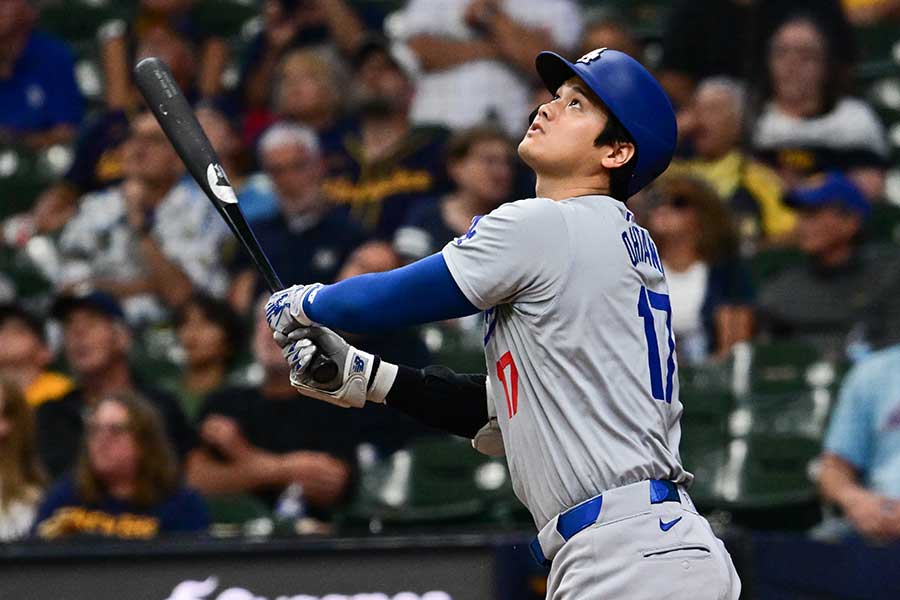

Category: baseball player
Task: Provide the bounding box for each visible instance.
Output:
[266,48,741,599]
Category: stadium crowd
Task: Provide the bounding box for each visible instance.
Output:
[1,0,899,554]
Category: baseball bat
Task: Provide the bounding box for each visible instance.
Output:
[133,57,338,384]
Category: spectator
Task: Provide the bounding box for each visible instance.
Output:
[757,173,900,358]
[245,48,351,156]
[18,25,200,239]
[53,110,233,325]
[752,14,889,199]
[578,8,642,60]
[657,0,854,109]
[0,303,73,409]
[644,175,754,364]
[389,0,582,137]
[34,392,208,540]
[173,293,245,422]
[228,123,367,315]
[322,37,449,274]
[0,376,46,541]
[817,344,900,543]
[100,0,229,107]
[36,291,194,479]
[394,126,515,262]
[673,77,796,245]
[240,0,366,111]
[0,0,83,148]
[186,297,355,518]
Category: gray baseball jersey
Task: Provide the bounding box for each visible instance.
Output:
[442,195,692,529]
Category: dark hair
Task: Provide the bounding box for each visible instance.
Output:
[594,111,637,200]
[0,303,45,343]
[77,392,178,508]
[174,293,245,368]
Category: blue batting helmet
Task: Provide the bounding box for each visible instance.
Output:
[535,48,677,198]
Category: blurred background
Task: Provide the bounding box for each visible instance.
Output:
[1,0,900,598]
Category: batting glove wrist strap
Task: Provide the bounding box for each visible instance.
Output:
[280,326,397,409]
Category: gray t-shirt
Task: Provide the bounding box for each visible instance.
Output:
[443,195,692,528]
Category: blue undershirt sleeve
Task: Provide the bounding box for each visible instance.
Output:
[302,252,480,332]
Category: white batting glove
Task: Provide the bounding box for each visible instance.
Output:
[265,283,323,335]
[276,326,398,409]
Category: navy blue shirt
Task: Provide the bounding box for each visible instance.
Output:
[34,475,209,539]
[0,31,83,133]
[322,126,449,240]
[234,207,367,295]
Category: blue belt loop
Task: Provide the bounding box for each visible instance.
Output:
[530,480,681,567]
[529,538,550,567]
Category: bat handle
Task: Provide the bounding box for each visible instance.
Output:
[309,354,339,384]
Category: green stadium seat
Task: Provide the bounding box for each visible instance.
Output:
[0,146,59,220]
[206,493,272,526]
[341,436,504,529]
[686,434,822,530]
[425,324,486,374]
[869,201,900,245]
[746,340,829,395]
[39,0,134,47]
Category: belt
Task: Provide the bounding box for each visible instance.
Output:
[529,479,683,567]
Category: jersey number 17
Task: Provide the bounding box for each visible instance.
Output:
[637,286,675,403]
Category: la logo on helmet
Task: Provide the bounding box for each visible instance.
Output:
[577,47,607,64]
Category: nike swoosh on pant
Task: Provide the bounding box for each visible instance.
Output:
[659,517,683,532]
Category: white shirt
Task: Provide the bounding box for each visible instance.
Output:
[57,177,233,324]
[664,260,710,365]
[389,0,583,137]
[0,486,40,542]
[753,97,889,159]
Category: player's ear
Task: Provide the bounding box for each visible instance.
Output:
[600,141,635,171]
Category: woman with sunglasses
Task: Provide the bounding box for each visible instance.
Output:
[645,174,755,364]
[33,392,208,540]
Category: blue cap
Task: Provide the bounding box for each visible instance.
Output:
[52,290,127,323]
[785,172,870,221]
[535,48,677,198]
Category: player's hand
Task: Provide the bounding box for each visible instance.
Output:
[265,283,323,335]
[275,326,397,409]
[842,488,894,541]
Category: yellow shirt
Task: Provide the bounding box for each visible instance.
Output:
[25,371,75,408]
[670,151,797,239]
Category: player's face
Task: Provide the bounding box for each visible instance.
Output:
[518,78,609,178]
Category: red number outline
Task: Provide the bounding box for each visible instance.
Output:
[496,351,519,418]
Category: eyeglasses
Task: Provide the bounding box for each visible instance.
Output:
[85,422,132,437]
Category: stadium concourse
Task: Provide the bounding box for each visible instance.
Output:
[2,1,900,599]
